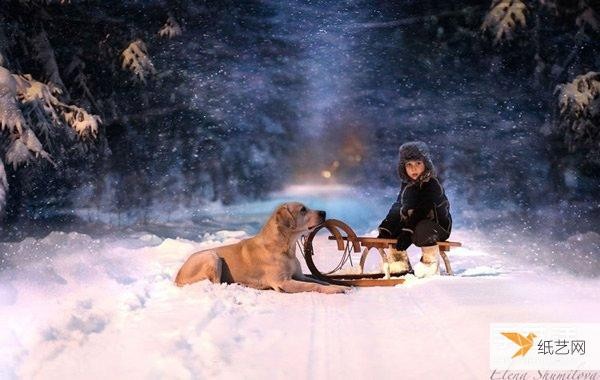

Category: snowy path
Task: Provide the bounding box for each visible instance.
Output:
[2,228,599,379]
[1,185,599,379]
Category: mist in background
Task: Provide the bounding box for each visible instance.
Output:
[0,0,598,248]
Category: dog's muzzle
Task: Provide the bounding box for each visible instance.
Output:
[308,210,327,230]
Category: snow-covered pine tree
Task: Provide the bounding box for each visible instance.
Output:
[481,0,527,43]
[0,62,101,222]
[13,72,101,140]
[555,71,600,162]
[479,0,600,199]
[0,66,51,169]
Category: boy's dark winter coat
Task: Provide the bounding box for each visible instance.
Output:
[378,178,452,237]
[378,141,452,239]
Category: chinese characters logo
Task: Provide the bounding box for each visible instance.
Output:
[501,331,586,359]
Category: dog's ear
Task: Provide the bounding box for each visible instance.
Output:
[275,204,295,230]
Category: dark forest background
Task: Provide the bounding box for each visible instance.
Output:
[0,0,599,239]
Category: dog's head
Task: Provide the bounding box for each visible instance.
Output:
[274,202,326,235]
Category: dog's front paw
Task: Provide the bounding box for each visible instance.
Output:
[414,261,439,278]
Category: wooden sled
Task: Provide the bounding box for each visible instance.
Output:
[301,219,461,287]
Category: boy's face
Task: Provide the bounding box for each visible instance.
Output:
[405,160,425,181]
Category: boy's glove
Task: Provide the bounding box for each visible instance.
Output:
[396,230,413,250]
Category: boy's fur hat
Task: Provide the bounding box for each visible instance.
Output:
[397,141,436,183]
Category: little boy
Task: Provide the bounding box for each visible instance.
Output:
[378,141,452,278]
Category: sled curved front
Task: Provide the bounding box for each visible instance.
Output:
[302,219,406,287]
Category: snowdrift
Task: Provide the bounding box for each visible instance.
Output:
[1,226,599,379]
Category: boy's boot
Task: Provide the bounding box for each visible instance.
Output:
[414,245,440,278]
[382,248,412,279]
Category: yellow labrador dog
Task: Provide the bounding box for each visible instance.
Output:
[175,202,348,294]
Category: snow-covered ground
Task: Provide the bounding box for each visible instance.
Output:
[1,185,599,379]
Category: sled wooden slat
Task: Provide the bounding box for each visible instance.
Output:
[338,278,406,287]
[324,273,386,280]
[303,219,462,287]
[327,235,461,250]
[305,274,405,287]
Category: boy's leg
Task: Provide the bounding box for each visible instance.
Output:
[414,245,440,278]
[412,220,448,247]
[412,220,448,278]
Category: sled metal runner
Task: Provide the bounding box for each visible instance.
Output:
[301,219,462,287]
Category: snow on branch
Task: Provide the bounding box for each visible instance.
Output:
[556,72,600,115]
[62,105,101,138]
[1,66,100,169]
[158,16,182,38]
[0,66,25,134]
[481,0,527,43]
[555,72,600,157]
[5,128,54,169]
[5,137,32,169]
[121,39,156,83]
[15,73,63,125]
[14,73,101,138]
